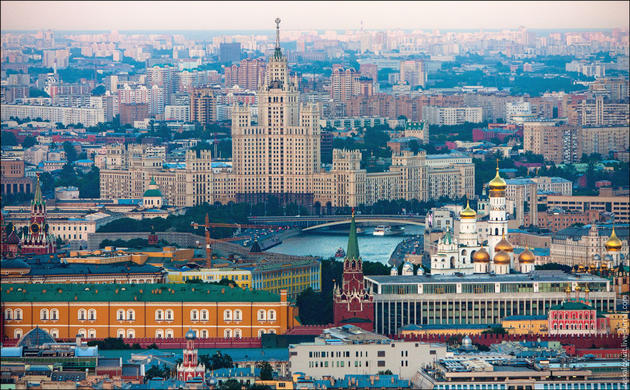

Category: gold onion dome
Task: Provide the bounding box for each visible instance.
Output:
[473,247,490,263]
[605,227,622,252]
[488,162,506,191]
[460,200,477,219]
[518,248,535,263]
[493,250,510,264]
[495,235,514,253]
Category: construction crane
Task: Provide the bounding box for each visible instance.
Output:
[191,215,283,267]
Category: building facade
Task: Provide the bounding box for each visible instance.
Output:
[1,283,299,340]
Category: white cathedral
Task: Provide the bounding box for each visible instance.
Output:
[430,164,536,275]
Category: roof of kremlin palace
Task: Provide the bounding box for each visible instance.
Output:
[2,283,283,303]
[366,270,610,285]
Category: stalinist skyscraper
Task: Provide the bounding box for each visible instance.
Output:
[231,18,321,205]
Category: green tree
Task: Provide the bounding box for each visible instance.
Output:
[482,326,507,335]
[29,87,50,98]
[1,132,17,146]
[258,361,273,380]
[91,85,106,96]
[63,141,78,162]
[219,379,242,390]
[22,136,38,148]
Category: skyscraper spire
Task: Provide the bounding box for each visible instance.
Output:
[346,208,360,260]
[273,18,283,59]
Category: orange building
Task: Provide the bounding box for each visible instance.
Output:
[2,283,299,341]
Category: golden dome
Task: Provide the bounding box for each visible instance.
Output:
[495,235,514,253]
[472,247,490,263]
[518,248,535,263]
[488,161,506,191]
[605,227,622,252]
[493,250,510,264]
[460,200,477,219]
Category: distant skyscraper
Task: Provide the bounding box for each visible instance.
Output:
[219,42,241,63]
[189,88,217,125]
[330,65,360,102]
[399,60,426,88]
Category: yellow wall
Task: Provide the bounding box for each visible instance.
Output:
[605,313,629,335]
[400,327,487,336]
[166,268,252,288]
[502,319,548,335]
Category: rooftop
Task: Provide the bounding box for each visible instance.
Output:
[366,270,610,286]
[2,282,283,303]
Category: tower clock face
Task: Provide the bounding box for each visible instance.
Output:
[30,223,40,234]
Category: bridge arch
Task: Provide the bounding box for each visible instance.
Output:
[302,218,425,232]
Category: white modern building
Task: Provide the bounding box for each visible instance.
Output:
[288,325,447,380]
[1,104,105,126]
[422,106,483,126]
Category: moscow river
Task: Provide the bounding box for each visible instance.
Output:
[267,225,425,264]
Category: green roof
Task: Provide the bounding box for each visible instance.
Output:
[32,175,43,205]
[2,283,282,303]
[143,189,162,197]
[550,301,594,311]
[346,212,360,260]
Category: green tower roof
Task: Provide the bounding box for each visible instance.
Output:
[346,210,360,260]
[32,174,43,206]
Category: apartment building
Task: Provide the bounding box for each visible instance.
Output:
[330,65,361,103]
[579,126,629,157]
[568,96,629,127]
[523,120,580,163]
[422,106,483,126]
[545,194,630,223]
[1,104,105,126]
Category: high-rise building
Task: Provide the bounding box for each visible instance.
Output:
[330,65,360,102]
[231,19,321,205]
[224,58,266,90]
[422,106,483,126]
[523,120,580,164]
[399,60,426,88]
[189,87,217,125]
[119,103,149,125]
[359,63,378,83]
[567,95,629,127]
[219,42,241,63]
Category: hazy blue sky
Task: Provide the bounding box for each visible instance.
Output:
[2,1,628,31]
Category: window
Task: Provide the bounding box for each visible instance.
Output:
[50,329,59,338]
[258,329,265,337]
[165,329,173,338]
[224,310,232,321]
[88,309,96,320]
[5,309,13,320]
[88,329,96,338]
[201,310,209,321]
[378,361,385,367]
[234,329,242,338]
[155,329,164,338]
[267,310,276,321]
[127,309,134,321]
[165,310,174,320]
[117,309,125,321]
[234,310,242,321]
[191,310,199,321]
[78,328,86,337]
[155,310,163,320]
[257,309,266,321]
[50,309,59,320]
[14,309,22,320]
[14,329,23,339]
[117,329,125,338]
[201,329,208,338]
[127,329,135,338]
[224,329,233,338]
[40,309,49,320]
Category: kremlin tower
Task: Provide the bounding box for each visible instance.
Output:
[20,174,55,255]
[177,330,206,382]
[333,209,374,331]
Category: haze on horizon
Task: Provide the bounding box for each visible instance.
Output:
[1,1,628,32]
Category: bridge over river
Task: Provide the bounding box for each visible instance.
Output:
[249,214,425,231]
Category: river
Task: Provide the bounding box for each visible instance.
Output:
[267,225,424,264]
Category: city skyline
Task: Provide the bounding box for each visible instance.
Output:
[1,1,629,31]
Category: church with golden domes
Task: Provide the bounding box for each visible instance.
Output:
[430,163,535,275]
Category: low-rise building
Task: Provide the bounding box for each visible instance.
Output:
[288,325,447,380]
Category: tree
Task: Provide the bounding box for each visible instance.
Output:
[91,85,106,96]
[482,326,507,335]
[1,132,17,146]
[63,141,78,162]
[378,370,393,375]
[258,361,273,380]
[29,87,50,98]
[22,136,37,148]
[219,379,242,390]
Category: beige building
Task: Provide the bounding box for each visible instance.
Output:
[550,225,628,267]
[523,120,580,164]
[579,126,629,157]
[99,23,473,209]
[545,194,630,223]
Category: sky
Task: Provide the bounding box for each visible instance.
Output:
[1,1,628,31]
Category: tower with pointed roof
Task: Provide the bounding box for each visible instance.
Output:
[333,209,374,331]
[231,18,321,206]
[21,174,55,255]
